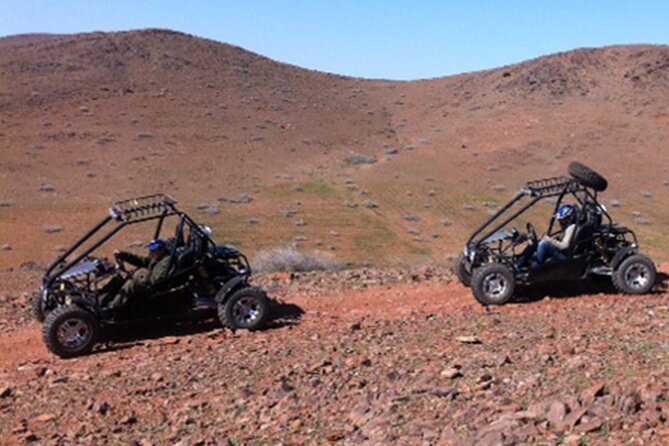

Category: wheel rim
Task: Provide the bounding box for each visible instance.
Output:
[482,273,508,301]
[625,263,651,291]
[232,297,261,326]
[56,318,92,350]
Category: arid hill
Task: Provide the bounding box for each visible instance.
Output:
[1,29,668,273]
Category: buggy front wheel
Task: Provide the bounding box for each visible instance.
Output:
[218,287,270,331]
[453,253,472,287]
[471,263,515,306]
[32,292,46,322]
[43,305,99,358]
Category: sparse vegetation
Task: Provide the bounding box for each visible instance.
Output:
[252,246,341,273]
[345,153,377,165]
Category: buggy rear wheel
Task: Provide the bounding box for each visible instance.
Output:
[471,263,515,306]
[453,253,472,287]
[219,287,269,331]
[612,254,656,295]
[43,305,99,358]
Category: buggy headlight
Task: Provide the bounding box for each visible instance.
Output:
[60,283,66,291]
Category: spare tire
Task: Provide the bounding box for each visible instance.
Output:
[568,162,608,192]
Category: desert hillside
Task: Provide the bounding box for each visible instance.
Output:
[1,29,668,272]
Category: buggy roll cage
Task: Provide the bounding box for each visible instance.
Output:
[466,176,616,249]
[43,194,221,285]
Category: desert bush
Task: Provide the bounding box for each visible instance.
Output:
[345,153,377,165]
[252,246,341,273]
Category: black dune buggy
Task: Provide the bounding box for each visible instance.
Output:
[455,162,657,305]
[34,194,270,358]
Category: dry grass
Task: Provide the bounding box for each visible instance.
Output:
[252,246,341,273]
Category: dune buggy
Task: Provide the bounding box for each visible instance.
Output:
[34,194,270,358]
[455,162,657,305]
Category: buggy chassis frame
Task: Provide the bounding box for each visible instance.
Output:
[43,194,250,289]
[465,176,637,258]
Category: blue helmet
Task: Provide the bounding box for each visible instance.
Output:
[556,204,576,222]
[147,239,167,253]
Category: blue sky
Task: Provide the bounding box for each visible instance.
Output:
[2,1,668,80]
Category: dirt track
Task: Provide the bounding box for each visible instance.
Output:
[1,274,668,445]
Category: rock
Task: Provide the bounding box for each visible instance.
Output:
[346,154,377,165]
[361,200,378,209]
[0,384,12,398]
[198,206,220,215]
[32,413,57,423]
[580,382,606,404]
[440,368,463,379]
[219,193,253,204]
[44,225,63,234]
[456,336,482,344]
[546,400,567,429]
[575,418,603,434]
[403,215,421,222]
[1,243,11,251]
[562,434,582,446]
[0,200,13,207]
[161,336,180,345]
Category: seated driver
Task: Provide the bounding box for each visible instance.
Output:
[101,239,171,308]
[533,204,578,265]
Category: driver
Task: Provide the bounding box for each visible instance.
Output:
[533,204,578,266]
[101,239,171,308]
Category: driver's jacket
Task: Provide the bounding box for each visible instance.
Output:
[547,224,576,251]
[117,251,171,288]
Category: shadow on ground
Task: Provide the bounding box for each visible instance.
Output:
[515,272,668,303]
[91,299,305,356]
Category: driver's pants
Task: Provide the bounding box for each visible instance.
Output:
[536,241,566,264]
[99,276,149,308]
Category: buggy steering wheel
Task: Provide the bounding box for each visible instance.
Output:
[526,222,538,244]
[113,251,130,277]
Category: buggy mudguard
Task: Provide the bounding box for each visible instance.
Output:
[609,246,638,270]
[214,276,247,304]
[67,295,97,313]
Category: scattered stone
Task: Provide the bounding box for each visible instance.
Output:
[295,219,307,227]
[39,184,55,192]
[361,200,378,209]
[463,204,476,211]
[344,201,358,209]
[0,200,13,208]
[1,243,11,251]
[197,206,220,215]
[0,384,12,398]
[440,368,463,379]
[219,193,253,204]
[44,225,63,234]
[403,215,420,222]
[456,336,482,344]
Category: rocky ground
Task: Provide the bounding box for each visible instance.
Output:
[1,267,668,445]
